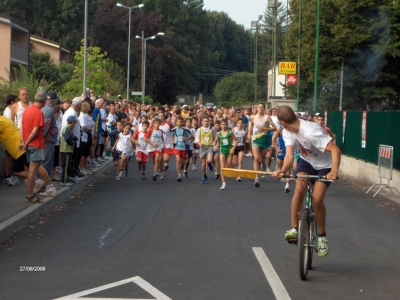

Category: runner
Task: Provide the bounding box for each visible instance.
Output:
[249,103,276,187]
[133,120,150,180]
[194,116,217,184]
[213,120,221,179]
[272,105,341,257]
[271,125,290,193]
[171,117,192,181]
[144,118,165,181]
[183,118,196,177]
[214,119,237,190]
[157,112,174,178]
[232,118,246,182]
[191,118,199,171]
[112,122,134,180]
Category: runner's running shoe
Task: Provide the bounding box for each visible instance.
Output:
[208,163,214,172]
[201,175,208,184]
[254,178,260,188]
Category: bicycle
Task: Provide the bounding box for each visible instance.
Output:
[283,174,333,281]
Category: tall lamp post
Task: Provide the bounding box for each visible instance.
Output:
[313,0,321,111]
[116,2,144,101]
[136,32,165,105]
[83,0,88,96]
[268,0,281,97]
[251,15,263,103]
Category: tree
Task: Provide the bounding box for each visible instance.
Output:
[63,44,125,97]
[214,73,255,107]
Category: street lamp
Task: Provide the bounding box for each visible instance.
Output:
[136,32,165,105]
[251,15,263,103]
[116,2,144,102]
[268,0,281,97]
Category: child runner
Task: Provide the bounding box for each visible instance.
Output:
[158,112,174,176]
[271,125,290,193]
[109,121,124,168]
[112,122,134,180]
[191,118,199,171]
[133,120,150,180]
[232,118,246,182]
[213,120,221,179]
[144,118,165,181]
[195,116,217,184]
[214,119,237,190]
[183,118,196,177]
[171,117,192,181]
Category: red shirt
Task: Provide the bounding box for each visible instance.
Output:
[21,104,45,148]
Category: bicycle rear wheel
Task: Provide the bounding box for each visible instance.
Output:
[298,208,310,280]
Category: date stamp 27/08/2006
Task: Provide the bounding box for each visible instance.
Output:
[20,266,46,272]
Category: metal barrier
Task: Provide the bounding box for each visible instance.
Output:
[366,145,400,197]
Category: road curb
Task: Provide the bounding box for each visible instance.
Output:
[0,160,113,244]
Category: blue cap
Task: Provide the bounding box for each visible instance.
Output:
[67,115,77,123]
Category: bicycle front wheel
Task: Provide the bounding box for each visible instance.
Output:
[298,208,310,280]
[307,217,317,270]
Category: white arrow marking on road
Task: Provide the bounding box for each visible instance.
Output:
[253,247,291,300]
[53,276,172,300]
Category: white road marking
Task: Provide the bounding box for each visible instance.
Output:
[98,228,113,248]
[53,276,172,300]
[253,247,291,300]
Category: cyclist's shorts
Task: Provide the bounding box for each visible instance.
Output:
[295,158,331,187]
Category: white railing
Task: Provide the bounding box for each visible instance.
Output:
[11,41,28,62]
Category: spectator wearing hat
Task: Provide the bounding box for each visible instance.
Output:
[181,105,190,118]
[41,92,59,179]
[20,92,56,202]
[61,97,83,181]
[60,115,79,187]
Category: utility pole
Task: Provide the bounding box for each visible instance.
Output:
[313,0,321,111]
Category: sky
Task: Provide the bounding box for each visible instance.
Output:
[202,0,269,29]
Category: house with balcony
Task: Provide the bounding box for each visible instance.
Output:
[0,15,29,81]
[0,15,70,82]
[30,35,70,65]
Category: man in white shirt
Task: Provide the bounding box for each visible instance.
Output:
[273,105,341,257]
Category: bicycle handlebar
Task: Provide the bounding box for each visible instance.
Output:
[281,174,337,182]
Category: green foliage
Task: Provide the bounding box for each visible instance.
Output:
[29,51,74,89]
[0,66,53,112]
[63,44,125,97]
[132,96,153,105]
[214,73,255,107]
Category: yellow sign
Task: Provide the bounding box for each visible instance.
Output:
[278,62,297,74]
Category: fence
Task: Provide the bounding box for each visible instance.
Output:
[326,111,400,171]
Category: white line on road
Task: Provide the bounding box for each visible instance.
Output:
[253,247,291,300]
[98,228,113,248]
[53,276,172,300]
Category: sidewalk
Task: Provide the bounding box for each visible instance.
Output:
[0,159,113,244]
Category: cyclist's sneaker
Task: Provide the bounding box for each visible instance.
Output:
[164,164,169,171]
[254,178,260,188]
[201,175,208,184]
[285,227,298,240]
[208,163,214,172]
[318,236,329,257]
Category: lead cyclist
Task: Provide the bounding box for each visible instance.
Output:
[272,106,341,257]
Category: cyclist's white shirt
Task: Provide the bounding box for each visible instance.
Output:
[283,119,332,169]
[233,127,246,146]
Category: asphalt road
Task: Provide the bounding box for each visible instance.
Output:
[0,157,399,300]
